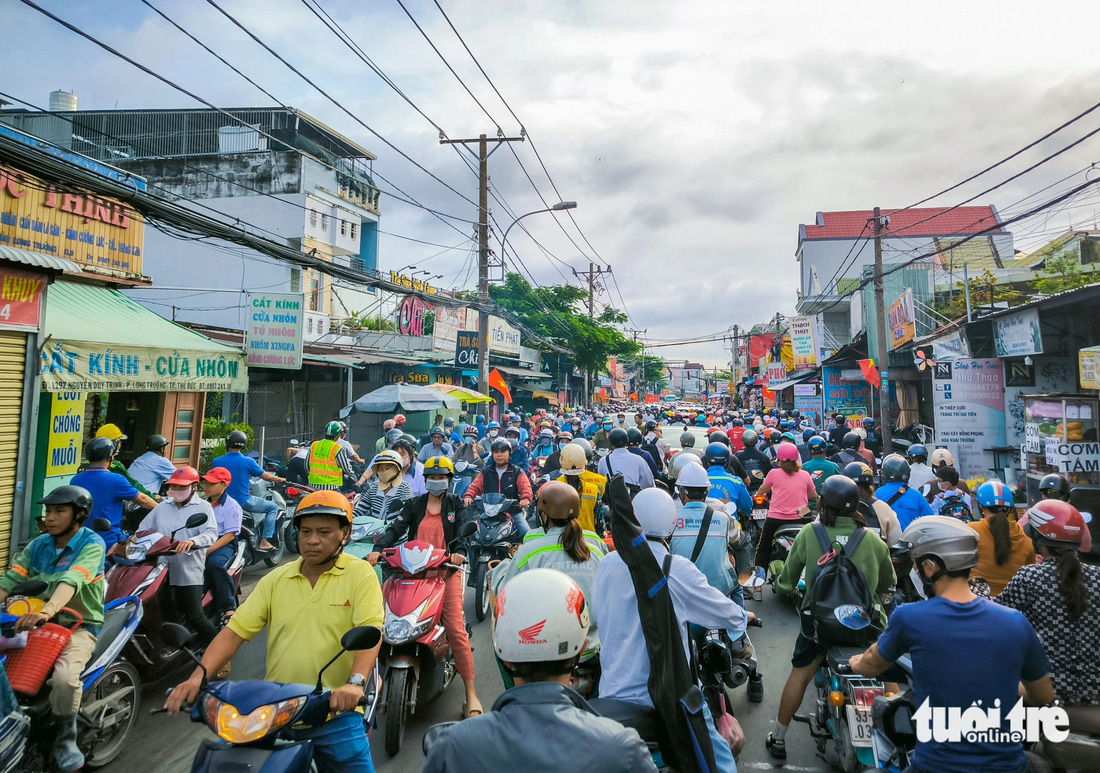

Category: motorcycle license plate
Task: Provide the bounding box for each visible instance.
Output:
[752,508,768,521]
[846,705,873,747]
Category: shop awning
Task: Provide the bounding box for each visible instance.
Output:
[492,364,545,380]
[520,389,559,405]
[0,245,83,275]
[423,383,493,404]
[41,281,248,392]
[766,370,817,392]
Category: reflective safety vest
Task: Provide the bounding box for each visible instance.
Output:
[308,439,343,487]
[556,471,607,533]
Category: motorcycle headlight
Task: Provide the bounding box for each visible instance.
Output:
[350,523,369,542]
[202,694,305,743]
[125,542,147,561]
[383,600,433,645]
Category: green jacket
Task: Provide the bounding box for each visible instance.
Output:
[592,430,611,450]
[776,517,895,626]
[77,459,154,498]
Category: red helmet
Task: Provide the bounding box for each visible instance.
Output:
[167,466,200,486]
[1022,499,1087,547]
[393,414,406,425]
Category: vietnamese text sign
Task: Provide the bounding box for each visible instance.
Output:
[398,296,428,336]
[794,383,817,397]
[0,267,43,331]
[932,328,971,361]
[1080,346,1100,390]
[993,309,1043,358]
[932,358,1006,478]
[1025,423,1041,454]
[488,315,521,356]
[888,289,916,351]
[0,164,144,279]
[455,330,479,369]
[794,384,822,426]
[245,292,304,370]
[822,366,873,417]
[41,342,248,393]
[45,391,86,476]
[1047,441,1100,474]
[432,305,466,354]
[789,315,819,368]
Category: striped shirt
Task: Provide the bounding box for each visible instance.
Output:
[355,479,413,522]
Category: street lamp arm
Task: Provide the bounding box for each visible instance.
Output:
[500,202,577,264]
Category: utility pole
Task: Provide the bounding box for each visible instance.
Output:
[625,327,647,397]
[873,207,892,450]
[441,131,526,395]
[571,262,612,404]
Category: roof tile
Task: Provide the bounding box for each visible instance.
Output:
[804,207,1002,239]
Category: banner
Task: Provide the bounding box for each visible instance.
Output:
[488,315,521,356]
[822,366,873,418]
[45,391,86,476]
[454,330,479,369]
[932,358,1006,479]
[245,292,304,370]
[931,328,970,360]
[993,308,1043,358]
[748,334,776,368]
[793,385,823,427]
[432,305,467,354]
[888,289,916,351]
[1081,345,1100,390]
[0,267,43,331]
[41,342,248,393]
[789,315,819,368]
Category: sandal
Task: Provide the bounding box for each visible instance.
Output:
[461,699,483,719]
[765,732,787,760]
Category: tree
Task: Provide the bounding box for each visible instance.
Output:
[934,267,1025,320]
[1033,247,1089,295]
[621,353,669,393]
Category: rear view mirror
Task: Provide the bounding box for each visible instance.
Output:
[91,518,112,533]
[184,513,209,530]
[340,626,381,652]
[459,521,478,538]
[161,622,194,649]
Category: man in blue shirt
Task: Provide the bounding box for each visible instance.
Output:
[850,516,1053,773]
[71,438,157,552]
[127,433,177,495]
[875,454,932,530]
[211,430,284,551]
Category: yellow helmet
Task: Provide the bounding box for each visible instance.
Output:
[96,423,127,442]
[423,456,455,476]
[294,489,353,526]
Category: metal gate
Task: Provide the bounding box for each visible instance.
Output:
[0,331,26,565]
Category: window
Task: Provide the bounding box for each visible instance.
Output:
[290,268,301,292]
[321,214,328,232]
[340,220,347,236]
[309,273,321,311]
[350,222,357,240]
[309,210,317,228]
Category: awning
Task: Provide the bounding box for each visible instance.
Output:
[423,382,493,404]
[0,245,82,274]
[492,364,545,380]
[520,389,559,405]
[41,281,248,392]
[765,370,817,392]
[303,353,364,369]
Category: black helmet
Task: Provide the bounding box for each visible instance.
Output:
[645,419,658,432]
[843,461,875,486]
[742,429,758,447]
[1039,474,1071,501]
[609,428,629,449]
[880,454,911,483]
[680,432,696,448]
[790,409,800,419]
[571,437,594,461]
[392,437,417,458]
[490,438,512,453]
[146,434,169,452]
[731,418,743,427]
[709,430,730,447]
[38,485,93,522]
[227,430,249,449]
[820,475,860,515]
[85,437,116,463]
[908,444,928,462]
[626,428,644,447]
[430,426,445,438]
[842,431,862,450]
[703,442,731,468]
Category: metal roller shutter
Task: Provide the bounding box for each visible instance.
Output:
[0,331,25,566]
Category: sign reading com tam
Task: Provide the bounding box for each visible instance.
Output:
[245,292,304,370]
[41,343,247,392]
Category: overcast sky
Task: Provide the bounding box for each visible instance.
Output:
[5,0,1100,366]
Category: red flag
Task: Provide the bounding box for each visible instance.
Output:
[859,358,881,389]
[645,393,659,403]
[488,368,512,403]
[629,392,638,401]
[599,388,608,401]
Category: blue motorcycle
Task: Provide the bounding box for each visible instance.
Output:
[162,622,382,771]
[1,579,143,770]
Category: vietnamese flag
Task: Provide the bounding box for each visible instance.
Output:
[629,392,638,401]
[488,368,512,403]
[859,358,881,389]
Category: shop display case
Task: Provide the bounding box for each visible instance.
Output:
[1023,393,1100,505]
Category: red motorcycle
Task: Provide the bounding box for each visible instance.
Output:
[105,513,245,678]
[378,525,475,757]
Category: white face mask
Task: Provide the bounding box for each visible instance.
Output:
[425,479,450,495]
[463,436,474,445]
[488,430,499,438]
[169,488,193,504]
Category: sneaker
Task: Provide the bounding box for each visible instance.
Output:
[765,732,787,760]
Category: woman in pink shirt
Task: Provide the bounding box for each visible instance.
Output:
[754,443,818,568]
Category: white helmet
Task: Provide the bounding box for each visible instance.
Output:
[559,444,588,476]
[676,462,711,489]
[634,488,677,539]
[493,569,589,663]
[930,448,954,467]
[667,450,704,481]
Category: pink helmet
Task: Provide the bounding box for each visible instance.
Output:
[777,443,800,462]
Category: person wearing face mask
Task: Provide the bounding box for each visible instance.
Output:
[368,456,482,718]
[132,466,219,646]
[463,439,533,538]
[593,418,614,451]
[454,426,487,468]
[355,450,413,523]
[531,428,557,465]
[541,431,573,478]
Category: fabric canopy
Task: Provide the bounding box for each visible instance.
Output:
[341,383,460,417]
[423,382,493,404]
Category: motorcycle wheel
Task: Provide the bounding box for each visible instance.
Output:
[474,562,490,622]
[264,518,288,567]
[284,521,299,557]
[384,669,410,757]
[835,718,858,773]
[83,659,141,768]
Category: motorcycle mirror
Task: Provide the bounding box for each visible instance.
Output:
[184,513,209,530]
[340,626,381,652]
[458,521,478,539]
[161,622,194,649]
[8,580,47,598]
[422,722,459,757]
[91,517,112,532]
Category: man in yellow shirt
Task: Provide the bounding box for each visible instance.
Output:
[557,444,608,535]
[165,490,383,772]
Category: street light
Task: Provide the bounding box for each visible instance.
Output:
[396,265,417,274]
[499,201,577,265]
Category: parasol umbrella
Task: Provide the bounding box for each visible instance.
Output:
[423,382,494,404]
[341,383,460,417]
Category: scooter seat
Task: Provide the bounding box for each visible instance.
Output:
[86,600,137,666]
[826,646,867,674]
[589,698,666,742]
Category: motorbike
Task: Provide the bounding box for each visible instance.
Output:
[466,494,522,623]
[695,617,765,710]
[343,511,390,562]
[744,491,769,552]
[767,519,810,605]
[105,513,244,679]
[450,459,478,499]
[275,481,313,556]
[2,577,143,770]
[246,472,292,568]
[160,622,383,772]
[378,524,476,756]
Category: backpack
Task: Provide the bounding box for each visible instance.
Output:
[856,500,881,536]
[641,438,665,472]
[800,523,876,646]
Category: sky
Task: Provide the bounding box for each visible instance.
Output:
[5,0,1100,366]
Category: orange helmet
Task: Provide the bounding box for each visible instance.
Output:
[294,490,353,526]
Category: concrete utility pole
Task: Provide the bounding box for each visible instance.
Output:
[730,324,740,382]
[872,207,893,449]
[572,262,612,404]
[440,132,525,395]
[625,327,647,396]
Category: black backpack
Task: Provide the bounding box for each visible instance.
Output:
[856,500,881,536]
[641,438,665,472]
[800,523,876,646]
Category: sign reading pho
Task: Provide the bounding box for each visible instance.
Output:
[245,292,304,370]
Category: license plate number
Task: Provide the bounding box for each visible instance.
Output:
[846,705,873,747]
[752,508,768,521]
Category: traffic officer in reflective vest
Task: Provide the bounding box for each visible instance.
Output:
[308,421,355,491]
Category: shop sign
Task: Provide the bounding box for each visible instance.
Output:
[1080,346,1100,390]
[888,289,916,350]
[993,308,1043,358]
[789,315,819,368]
[794,383,817,397]
[794,387,823,427]
[40,343,248,393]
[931,358,1006,478]
[389,271,438,295]
[822,366,873,417]
[0,164,144,279]
[1046,440,1100,473]
[45,391,86,476]
[387,369,431,384]
[432,305,466,353]
[398,296,428,337]
[488,315,521,356]
[454,330,479,368]
[931,328,970,360]
[245,292,304,370]
[0,267,44,331]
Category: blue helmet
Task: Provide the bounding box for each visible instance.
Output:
[781,432,797,443]
[487,421,500,430]
[808,436,827,453]
[862,416,875,428]
[908,444,928,462]
[703,442,731,468]
[476,415,486,424]
[976,480,1013,510]
[802,428,816,441]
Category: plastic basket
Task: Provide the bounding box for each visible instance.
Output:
[2,609,81,696]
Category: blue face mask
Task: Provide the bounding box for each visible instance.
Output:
[463,436,474,445]
[558,442,569,451]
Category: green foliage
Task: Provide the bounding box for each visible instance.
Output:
[934,267,1026,320]
[1033,248,1089,295]
[200,419,254,473]
[422,310,435,336]
[622,354,669,393]
[344,312,396,331]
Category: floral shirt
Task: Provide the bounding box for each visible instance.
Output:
[997,559,1100,705]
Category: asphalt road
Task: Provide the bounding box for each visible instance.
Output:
[111,556,830,773]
